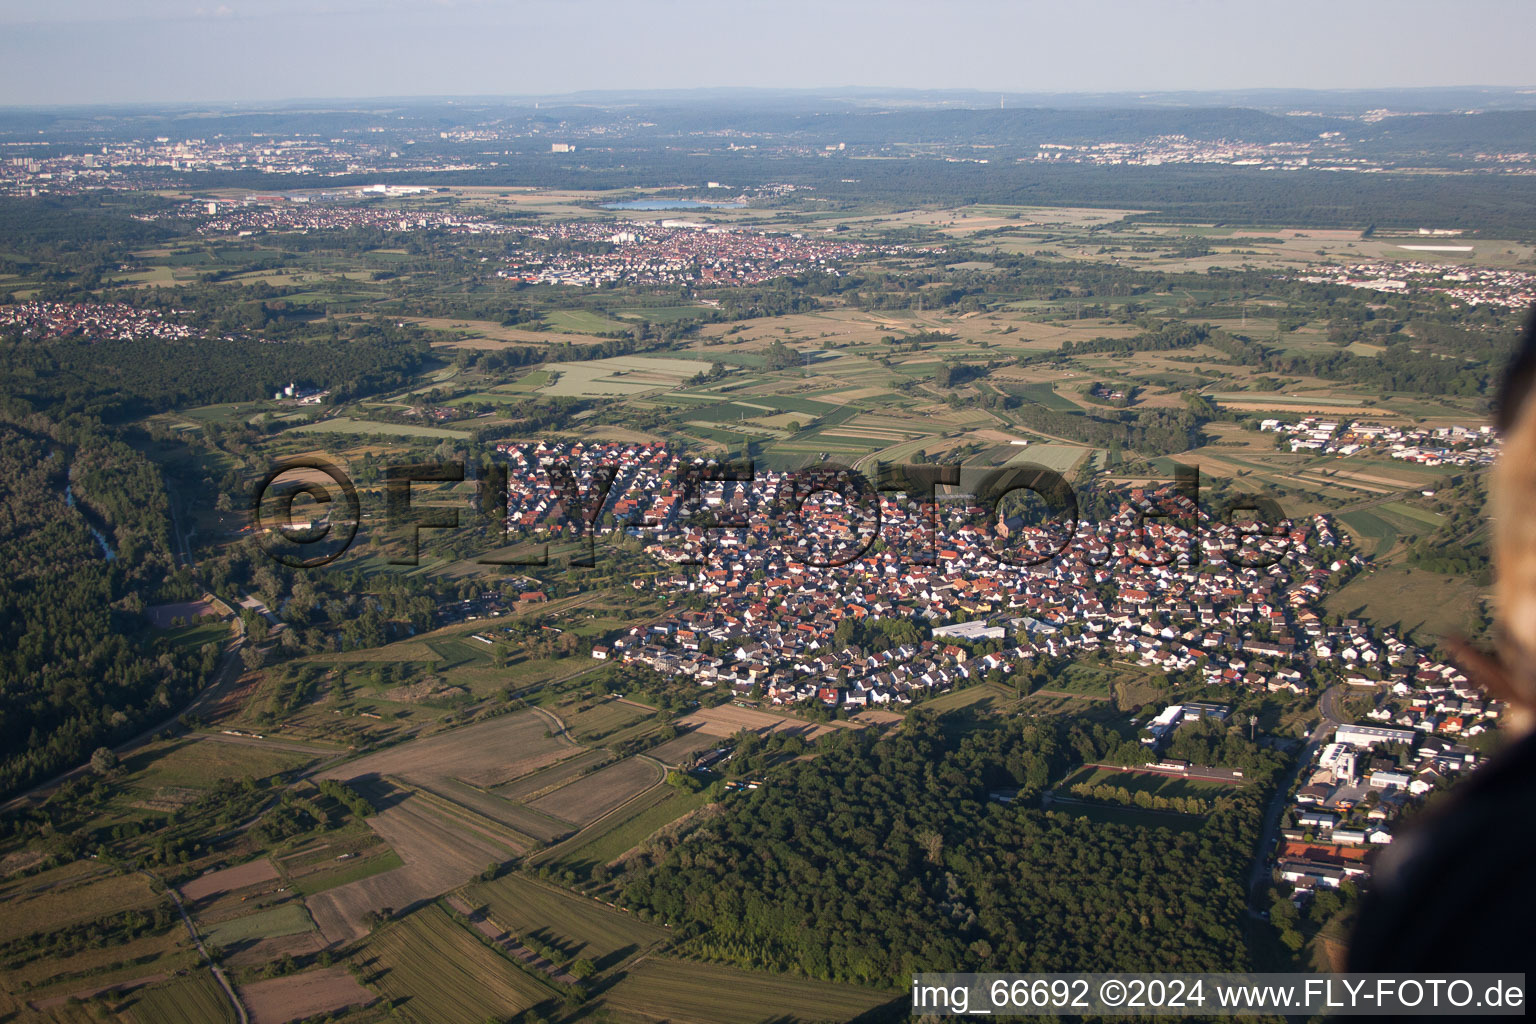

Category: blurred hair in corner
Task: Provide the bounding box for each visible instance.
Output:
[1346,305,1536,972]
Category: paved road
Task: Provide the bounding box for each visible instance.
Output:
[1246,683,1346,912]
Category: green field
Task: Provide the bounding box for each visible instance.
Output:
[1044,663,1116,697]
[287,848,404,898]
[544,310,627,333]
[119,738,313,792]
[549,786,708,876]
[355,905,554,1024]
[564,700,651,741]
[162,620,231,651]
[1337,509,1399,557]
[0,867,166,945]
[1325,564,1486,643]
[463,874,668,962]
[124,973,235,1024]
[203,902,313,949]
[921,681,1019,716]
[613,304,706,323]
[1014,380,1082,412]
[1046,800,1206,832]
[1061,765,1235,800]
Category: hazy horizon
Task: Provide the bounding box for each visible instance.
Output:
[2,0,1534,107]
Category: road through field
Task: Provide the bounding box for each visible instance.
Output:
[157,872,249,1024]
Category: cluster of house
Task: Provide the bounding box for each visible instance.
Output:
[1259,417,1498,467]
[1088,383,1130,402]
[4,136,499,196]
[1029,133,1357,170]
[161,196,510,237]
[1276,719,1487,896]
[493,220,935,288]
[0,301,201,342]
[483,442,1479,718]
[486,441,1511,911]
[1297,259,1536,309]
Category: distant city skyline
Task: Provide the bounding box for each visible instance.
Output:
[1,0,1533,108]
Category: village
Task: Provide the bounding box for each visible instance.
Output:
[0,300,203,342]
[495,220,937,288]
[1259,416,1500,468]
[1298,259,1536,309]
[481,440,1500,907]
[178,194,511,237]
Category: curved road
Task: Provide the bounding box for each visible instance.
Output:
[1247,683,1346,911]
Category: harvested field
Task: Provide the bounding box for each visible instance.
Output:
[413,777,568,843]
[674,704,839,740]
[224,930,324,970]
[528,757,662,827]
[180,858,279,903]
[318,709,573,789]
[497,748,612,801]
[32,973,169,1010]
[444,895,576,983]
[239,967,374,1024]
[305,789,524,945]
[646,730,720,766]
[550,787,707,875]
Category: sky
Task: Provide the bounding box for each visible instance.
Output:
[1,0,1533,107]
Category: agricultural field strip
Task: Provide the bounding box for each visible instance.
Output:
[526,756,668,867]
[353,905,552,1024]
[600,955,891,1024]
[386,776,544,850]
[428,775,575,840]
[460,872,667,960]
[527,756,665,827]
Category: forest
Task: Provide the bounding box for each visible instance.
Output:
[0,324,431,420]
[0,411,218,798]
[623,713,1272,987]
